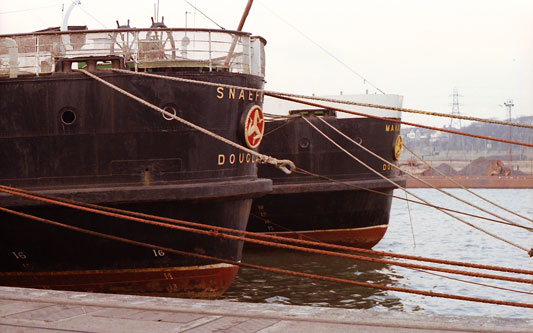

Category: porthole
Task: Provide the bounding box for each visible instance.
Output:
[299,138,310,149]
[60,108,76,125]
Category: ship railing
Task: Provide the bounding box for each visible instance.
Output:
[0,28,265,78]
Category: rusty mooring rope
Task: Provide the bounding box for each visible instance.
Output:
[316,116,530,230]
[411,268,533,296]
[107,68,533,131]
[1,205,532,309]
[0,186,531,283]
[288,168,532,231]
[402,144,532,224]
[1,185,532,273]
[302,117,531,253]
[269,93,533,148]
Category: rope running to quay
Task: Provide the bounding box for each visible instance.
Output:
[405,191,416,247]
[107,68,532,130]
[3,69,527,304]
[75,70,529,230]
[270,92,533,129]
[411,268,533,296]
[104,67,533,147]
[73,69,296,175]
[6,68,531,260]
[402,144,532,224]
[263,116,299,137]
[1,186,532,282]
[258,113,532,231]
[106,68,533,147]
[287,168,532,231]
[11,70,531,252]
[271,93,533,148]
[303,117,530,253]
[1,205,532,309]
[79,69,532,248]
[316,117,531,229]
[1,184,531,274]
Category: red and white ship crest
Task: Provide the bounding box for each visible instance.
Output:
[244,105,264,149]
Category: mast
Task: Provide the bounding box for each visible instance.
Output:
[237,0,254,31]
[223,0,254,68]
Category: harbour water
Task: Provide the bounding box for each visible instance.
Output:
[223,188,533,319]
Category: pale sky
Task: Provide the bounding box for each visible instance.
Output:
[1,0,532,127]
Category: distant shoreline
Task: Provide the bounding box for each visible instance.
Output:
[404,175,533,188]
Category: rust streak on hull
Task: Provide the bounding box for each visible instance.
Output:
[255,225,388,248]
[0,264,239,298]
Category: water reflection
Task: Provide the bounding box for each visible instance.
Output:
[223,248,406,310]
[223,189,533,319]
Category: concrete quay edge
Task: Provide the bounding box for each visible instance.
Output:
[0,286,531,332]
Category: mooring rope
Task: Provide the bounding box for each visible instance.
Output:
[2,69,528,305]
[316,116,531,230]
[106,68,532,130]
[1,186,531,281]
[405,191,416,248]
[271,92,533,129]
[289,168,532,231]
[263,112,300,119]
[402,144,533,224]
[411,268,533,296]
[303,117,530,253]
[105,68,532,146]
[270,93,533,148]
[1,206,531,309]
[2,184,532,273]
[71,68,533,253]
[73,69,296,175]
[263,116,299,137]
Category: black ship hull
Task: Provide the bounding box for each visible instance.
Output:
[0,70,270,297]
[248,114,405,248]
[1,191,258,297]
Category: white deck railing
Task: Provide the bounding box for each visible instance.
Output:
[0,28,266,78]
